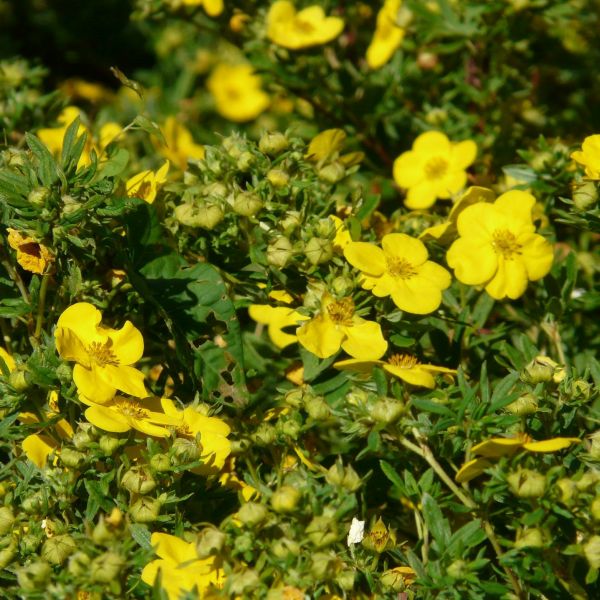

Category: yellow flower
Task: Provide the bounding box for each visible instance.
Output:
[296,292,388,360]
[571,134,600,179]
[344,233,451,314]
[207,64,269,122]
[55,302,147,404]
[156,116,205,171]
[0,347,16,372]
[455,433,580,483]
[393,131,477,209]
[267,1,345,50]
[330,215,352,252]
[141,532,224,600]
[446,190,554,300]
[366,0,405,69]
[305,129,364,167]
[60,78,115,103]
[38,106,87,157]
[161,398,232,475]
[181,0,224,17]
[335,353,456,389]
[126,160,170,204]
[81,395,176,437]
[7,228,53,274]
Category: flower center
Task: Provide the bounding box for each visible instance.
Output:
[294,17,316,34]
[388,353,419,369]
[424,157,448,180]
[176,423,193,437]
[327,297,354,325]
[115,399,148,420]
[386,257,417,279]
[87,340,119,367]
[492,229,521,259]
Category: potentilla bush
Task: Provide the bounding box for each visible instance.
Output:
[1,1,600,598]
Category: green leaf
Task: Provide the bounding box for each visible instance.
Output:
[130,523,153,550]
[422,492,451,552]
[379,460,404,489]
[447,519,486,555]
[25,132,59,186]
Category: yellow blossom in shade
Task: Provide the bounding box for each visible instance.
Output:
[161,398,232,475]
[296,292,388,360]
[60,79,115,103]
[80,395,177,437]
[182,0,224,17]
[393,131,477,209]
[155,116,205,171]
[219,458,259,501]
[97,122,122,151]
[305,129,364,167]
[334,353,456,389]
[571,134,600,179]
[126,160,170,204]
[344,233,451,314]
[267,1,345,50]
[207,64,270,122]
[141,532,225,600]
[21,434,59,469]
[0,347,16,372]
[7,228,53,274]
[330,215,352,251]
[366,0,405,70]
[446,190,554,300]
[37,106,86,156]
[54,302,147,404]
[455,433,580,483]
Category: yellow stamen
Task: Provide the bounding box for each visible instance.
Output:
[388,353,419,369]
[87,340,119,367]
[114,399,148,420]
[327,297,354,325]
[386,257,417,279]
[424,156,448,180]
[492,229,521,259]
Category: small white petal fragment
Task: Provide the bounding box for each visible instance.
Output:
[347,517,365,546]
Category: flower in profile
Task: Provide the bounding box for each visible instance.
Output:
[446,190,554,300]
[7,228,53,274]
[126,161,170,204]
[296,292,387,360]
[455,433,580,483]
[81,395,176,437]
[0,347,15,372]
[141,532,224,600]
[155,116,205,171]
[161,398,232,475]
[366,0,405,69]
[55,302,147,404]
[344,233,451,314]
[335,353,456,389]
[305,129,364,167]
[207,64,269,122]
[393,131,477,209]
[267,1,345,50]
[181,0,224,17]
[571,134,600,179]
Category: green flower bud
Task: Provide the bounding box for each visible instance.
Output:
[396,6,414,27]
[271,537,301,559]
[572,181,598,211]
[90,551,125,583]
[0,506,15,535]
[259,131,289,156]
[68,551,91,577]
[362,518,396,553]
[233,191,263,217]
[72,429,95,450]
[591,497,600,521]
[20,532,42,554]
[569,378,592,402]
[41,533,76,565]
[9,368,30,392]
[306,515,339,548]
[98,434,122,456]
[514,528,545,549]
[233,531,254,554]
[150,453,171,472]
[228,568,260,595]
[16,560,52,591]
[284,387,306,408]
[129,496,162,523]
[0,539,16,569]
[447,559,469,580]
[22,492,45,514]
[61,194,80,216]
[506,392,539,416]
[56,362,73,384]
[304,237,333,266]
[310,552,334,579]
[28,187,51,207]
[277,417,301,440]
[589,431,600,459]
[237,502,268,527]
[271,486,302,514]
[195,527,226,559]
[380,566,416,591]
[280,211,302,235]
[318,161,345,184]
[237,151,255,172]
[507,468,547,498]
[92,514,122,545]
[336,569,356,591]
[371,398,403,424]
[330,275,354,296]
[325,461,361,492]
[172,437,201,463]
[521,356,565,385]
[425,108,448,126]
[267,168,290,188]
[60,448,86,469]
[556,478,578,506]
[267,236,294,268]
[175,202,225,230]
[120,466,156,495]
[576,471,600,491]
[304,396,330,420]
[252,423,277,446]
[229,438,250,455]
[584,535,600,570]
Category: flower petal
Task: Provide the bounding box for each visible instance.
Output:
[333,358,380,373]
[344,242,386,276]
[382,233,428,265]
[393,151,424,188]
[523,438,580,452]
[98,364,147,398]
[471,438,523,458]
[85,405,131,433]
[484,257,528,300]
[341,318,388,360]
[54,327,91,368]
[296,316,344,359]
[520,233,554,281]
[150,532,198,564]
[56,303,103,347]
[494,190,536,226]
[413,131,451,155]
[447,237,497,286]
[405,180,438,209]
[450,140,477,169]
[383,364,435,388]
[73,364,116,404]
[108,321,144,365]
[455,457,493,483]
[22,434,57,468]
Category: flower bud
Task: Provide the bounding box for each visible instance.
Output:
[336,569,356,591]
[591,497,600,521]
[576,471,600,491]
[584,535,600,570]
[42,533,76,564]
[28,187,51,207]
[72,429,94,450]
[237,151,255,172]
[0,540,16,569]
[90,551,125,583]
[284,387,305,408]
[271,485,302,514]
[310,552,334,579]
[381,566,416,591]
[120,466,156,495]
[271,537,301,559]
[569,378,592,402]
[238,502,268,527]
[589,431,600,459]
[306,515,339,548]
[362,518,396,553]
[251,423,277,446]
[172,437,201,463]
[396,6,414,27]
[505,393,538,416]
[514,528,546,549]
[233,531,254,554]
[507,468,547,498]
[56,362,73,383]
[318,162,345,184]
[267,169,290,188]
[195,527,226,558]
[60,448,86,469]
[175,202,225,230]
[68,551,91,576]
[98,434,122,456]
[325,461,361,492]
[521,356,564,384]
[447,559,469,579]
[228,568,260,595]
[417,51,438,69]
[277,417,301,440]
[280,211,302,234]
[233,191,263,217]
[556,478,578,506]
[371,398,403,424]
[22,492,45,514]
[304,237,333,266]
[150,453,171,472]
[16,560,52,591]
[0,506,15,535]
[259,131,289,156]
[129,496,162,523]
[223,135,247,159]
[330,275,354,296]
[20,532,42,554]
[267,236,294,269]
[304,396,330,420]
[9,368,30,392]
[573,181,598,211]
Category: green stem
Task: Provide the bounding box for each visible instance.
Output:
[34,273,50,341]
